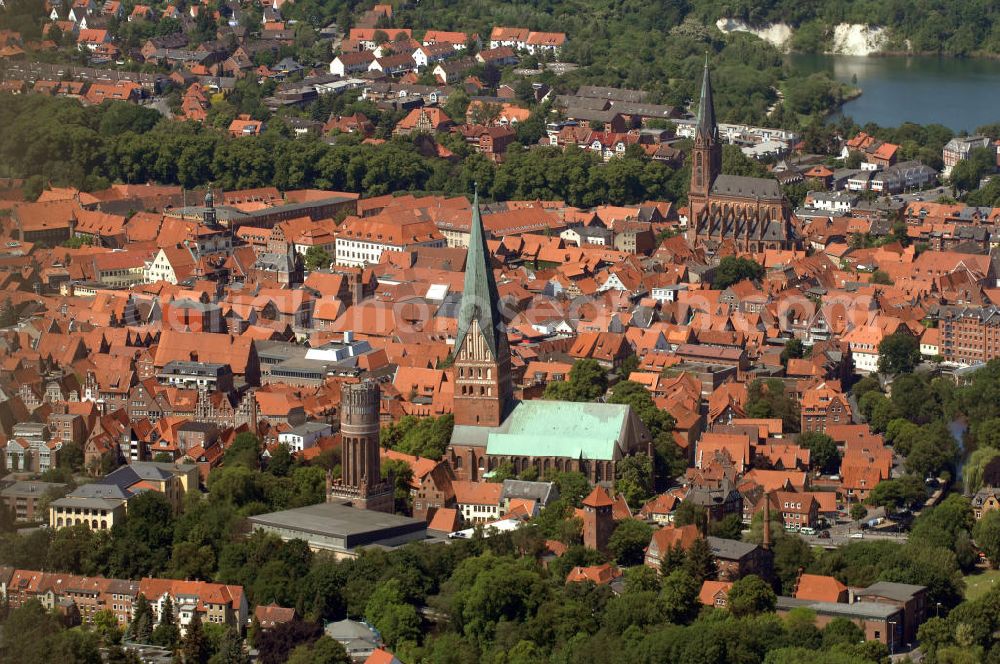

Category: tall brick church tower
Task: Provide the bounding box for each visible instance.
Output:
[687,55,722,242]
[327,381,394,513]
[453,189,513,427]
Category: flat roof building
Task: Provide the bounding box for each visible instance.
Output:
[246,501,430,557]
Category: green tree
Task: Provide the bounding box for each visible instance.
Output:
[213,626,251,664]
[607,518,653,566]
[822,616,865,648]
[151,595,180,649]
[867,475,927,512]
[870,270,893,285]
[889,374,940,424]
[551,472,591,507]
[225,432,262,469]
[783,608,822,651]
[364,579,421,648]
[380,414,454,460]
[608,380,682,482]
[683,537,717,584]
[129,593,155,643]
[950,147,996,192]
[851,375,882,400]
[849,503,868,521]
[878,333,921,375]
[917,617,954,662]
[713,256,765,289]
[109,491,176,578]
[182,611,210,664]
[905,422,959,480]
[964,446,1000,494]
[708,513,744,540]
[885,418,922,456]
[623,565,661,594]
[798,432,840,474]
[727,574,776,617]
[382,458,415,513]
[614,454,654,508]
[286,636,350,664]
[93,609,123,645]
[543,359,608,402]
[658,568,701,624]
[911,494,975,570]
[780,339,805,367]
[304,246,331,271]
[747,378,801,433]
[442,90,470,124]
[974,510,1000,569]
[266,443,293,477]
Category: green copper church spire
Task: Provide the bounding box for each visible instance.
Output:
[695,54,717,142]
[455,185,507,360]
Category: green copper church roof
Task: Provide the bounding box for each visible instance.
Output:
[484,400,633,461]
[455,188,506,360]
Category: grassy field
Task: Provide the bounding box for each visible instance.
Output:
[964,568,1000,601]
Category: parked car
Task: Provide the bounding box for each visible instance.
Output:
[850,532,865,539]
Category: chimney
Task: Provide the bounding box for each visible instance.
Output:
[351,271,364,306]
[792,567,805,597]
[762,491,772,551]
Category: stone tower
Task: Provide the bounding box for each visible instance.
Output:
[582,486,615,553]
[687,55,722,242]
[453,188,513,427]
[328,381,394,513]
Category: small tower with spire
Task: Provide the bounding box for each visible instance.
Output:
[203,188,218,228]
[452,186,513,428]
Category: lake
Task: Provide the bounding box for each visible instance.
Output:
[788,54,1000,132]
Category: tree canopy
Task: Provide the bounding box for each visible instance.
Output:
[713,256,765,290]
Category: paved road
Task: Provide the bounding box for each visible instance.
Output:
[802,529,909,548]
[894,186,953,203]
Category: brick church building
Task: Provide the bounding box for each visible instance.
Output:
[686,58,797,252]
[446,192,653,485]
